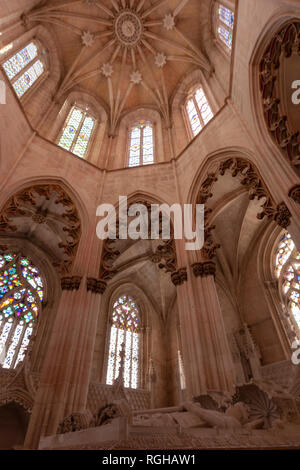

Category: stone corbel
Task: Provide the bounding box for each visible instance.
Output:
[191,261,216,278]
[86,277,107,294]
[171,267,187,286]
[61,276,82,291]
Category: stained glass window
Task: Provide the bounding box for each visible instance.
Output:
[215,3,234,49]
[58,106,95,158]
[0,253,44,369]
[185,87,213,137]
[2,41,46,98]
[129,121,154,167]
[106,295,140,389]
[275,233,300,332]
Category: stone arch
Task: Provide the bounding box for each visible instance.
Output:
[0,399,31,449]
[249,9,300,176]
[188,149,291,230]
[0,179,84,276]
[114,106,164,168]
[0,24,62,126]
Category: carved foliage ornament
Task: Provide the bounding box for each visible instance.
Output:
[0,185,81,274]
[259,22,300,171]
[197,158,291,229]
[99,201,178,282]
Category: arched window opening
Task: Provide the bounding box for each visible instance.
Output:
[2,41,47,98]
[185,87,213,137]
[129,120,154,167]
[275,233,300,333]
[214,2,234,50]
[58,105,96,158]
[0,253,44,369]
[106,295,140,389]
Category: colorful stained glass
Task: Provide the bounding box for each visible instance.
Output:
[217,4,234,49]
[186,87,213,137]
[58,106,95,158]
[0,253,44,369]
[218,25,232,48]
[13,59,44,98]
[275,233,300,330]
[129,121,154,167]
[3,42,38,80]
[106,295,140,388]
[219,5,234,29]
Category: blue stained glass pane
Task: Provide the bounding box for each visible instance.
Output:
[219,5,234,29]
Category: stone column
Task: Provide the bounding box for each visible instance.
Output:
[190,260,236,392]
[171,265,208,398]
[24,275,107,449]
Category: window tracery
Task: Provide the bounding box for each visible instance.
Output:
[275,233,300,333]
[129,121,154,167]
[0,253,44,369]
[185,87,213,137]
[58,105,96,158]
[2,41,47,98]
[106,295,140,389]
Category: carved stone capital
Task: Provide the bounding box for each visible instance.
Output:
[191,261,216,278]
[61,276,82,291]
[171,267,187,286]
[289,185,300,204]
[86,278,107,294]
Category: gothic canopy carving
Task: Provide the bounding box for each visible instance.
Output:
[0,184,81,274]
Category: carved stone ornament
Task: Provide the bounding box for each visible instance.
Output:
[259,21,300,172]
[171,268,187,286]
[61,276,82,291]
[86,277,107,294]
[191,261,216,278]
[0,184,81,274]
[197,158,291,229]
[58,410,93,434]
[288,185,300,204]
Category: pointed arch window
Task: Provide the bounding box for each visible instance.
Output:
[58,105,96,158]
[106,295,140,389]
[2,41,47,98]
[185,87,213,137]
[129,121,154,167]
[0,253,44,369]
[214,2,234,50]
[275,233,300,334]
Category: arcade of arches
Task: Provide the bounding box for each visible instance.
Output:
[0,0,300,451]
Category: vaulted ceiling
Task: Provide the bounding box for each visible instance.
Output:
[25,0,212,131]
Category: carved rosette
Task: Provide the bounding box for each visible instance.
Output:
[289,185,300,204]
[191,261,216,278]
[86,277,107,294]
[61,276,82,291]
[171,267,187,286]
[259,21,300,172]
